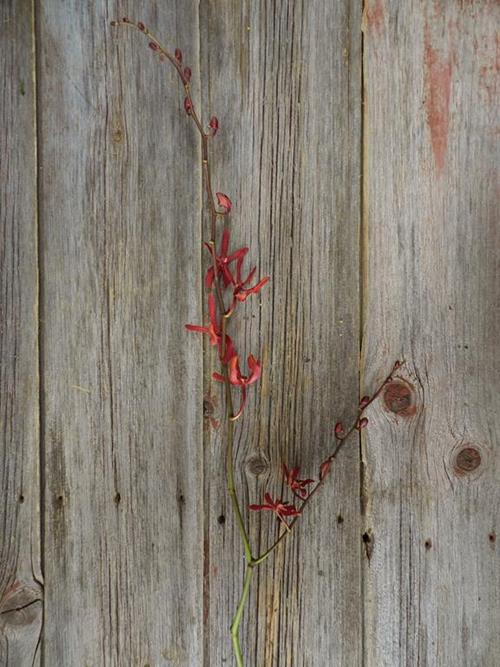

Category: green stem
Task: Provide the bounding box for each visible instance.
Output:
[230,564,254,667]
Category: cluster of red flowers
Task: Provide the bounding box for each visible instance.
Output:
[186,226,269,419]
[250,390,377,529]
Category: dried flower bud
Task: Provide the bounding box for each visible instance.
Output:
[183,67,192,83]
[175,48,183,63]
[319,460,331,481]
[360,395,370,409]
[209,116,219,135]
[122,17,130,23]
[334,422,344,437]
[184,97,193,114]
[110,20,117,27]
[148,41,158,51]
[216,192,232,213]
[357,417,369,430]
[138,22,146,32]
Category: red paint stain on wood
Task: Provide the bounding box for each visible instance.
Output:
[424,25,454,173]
[365,0,384,33]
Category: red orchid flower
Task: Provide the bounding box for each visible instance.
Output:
[229,252,270,308]
[204,228,248,289]
[213,353,261,419]
[282,464,315,499]
[249,492,301,530]
[185,293,235,362]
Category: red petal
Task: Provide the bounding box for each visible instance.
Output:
[228,355,242,385]
[220,227,230,256]
[231,386,248,419]
[207,293,218,329]
[185,324,208,334]
[246,355,262,384]
[264,493,274,505]
[227,247,249,264]
[212,372,225,383]
[205,266,215,288]
[249,504,265,511]
[221,335,236,363]
[216,192,232,213]
[220,264,235,288]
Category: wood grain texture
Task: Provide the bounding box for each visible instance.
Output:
[38,2,204,664]
[0,2,43,665]
[362,1,500,665]
[200,2,362,665]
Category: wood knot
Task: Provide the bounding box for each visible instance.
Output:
[448,441,489,482]
[455,446,481,474]
[245,454,270,477]
[0,580,43,628]
[383,380,416,416]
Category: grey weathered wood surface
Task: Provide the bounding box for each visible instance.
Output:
[38,1,203,665]
[362,1,500,666]
[0,1,43,665]
[1,0,499,665]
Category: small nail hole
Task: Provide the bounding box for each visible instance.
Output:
[19,494,25,503]
[489,532,496,543]
[362,531,371,543]
[114,493,121,504]
[218,514,226,525]
[425,539,432,550]
[337,514,344,524]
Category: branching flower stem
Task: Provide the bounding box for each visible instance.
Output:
[112,19,404,666]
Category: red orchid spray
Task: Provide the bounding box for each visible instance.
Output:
[111,18,403,666]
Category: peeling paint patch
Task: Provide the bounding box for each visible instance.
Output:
[424,24,454,173]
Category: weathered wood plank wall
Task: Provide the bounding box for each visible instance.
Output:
[0,1,498,666]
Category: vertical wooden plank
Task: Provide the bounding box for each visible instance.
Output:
[38,2,203,664]
[0,1,43,665]
[363,1,500,665]
[200,1,362,664]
